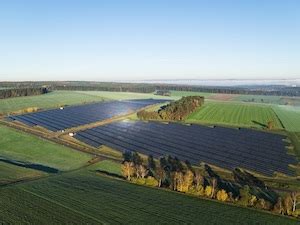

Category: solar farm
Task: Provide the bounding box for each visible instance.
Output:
[7,95,298,177]
[75,121,297,176]
[9,99,167,131]
[1,89,300,224]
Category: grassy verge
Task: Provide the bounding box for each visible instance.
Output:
[0,125,93,172]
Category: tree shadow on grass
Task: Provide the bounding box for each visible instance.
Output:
[0,157,59,174]
[95,170,124,179]
[252,120,267,128]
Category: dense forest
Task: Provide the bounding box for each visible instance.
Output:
[0,87,49,99]
[137,96,204,121]
[0,81,299,96]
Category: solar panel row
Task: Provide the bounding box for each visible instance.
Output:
[9,99,168,131]
[76,121,297,176]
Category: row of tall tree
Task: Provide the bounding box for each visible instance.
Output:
[0,87,49,99]
[121,152,300,218]
[137,96,204,121]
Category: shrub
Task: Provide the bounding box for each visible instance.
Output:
[188,185,205,196]
[216,189,228,202]
[145,176,159,187]
[205,186,213,198]
[131,178,146,185]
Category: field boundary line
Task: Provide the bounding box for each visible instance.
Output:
[271,106,286,130]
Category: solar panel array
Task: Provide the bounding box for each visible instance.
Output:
[9,99,167,131]
[76,121,297,176]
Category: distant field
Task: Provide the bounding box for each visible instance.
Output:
[273,106,300,132]
[233,95,283,104]
[76,91,173,100]
[0,168,297,225]
[170,91,282,103]
[0,90,173,115]
[0,125,92,172]
[170,91,212,98]
[187,102,283,129]
[281,97,300,106]
[0,91,107,114]
[170,91,300,106]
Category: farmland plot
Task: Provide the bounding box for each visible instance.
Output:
[0,91,107,115]
[0,125,92,172]
[0,169,297,225]
[0,161,45,185]
[273,106,300,132]
[186,102,283,129]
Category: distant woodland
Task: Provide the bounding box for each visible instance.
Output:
[0,88,49,99]
[137,96,204,121]
[0,81,299,96]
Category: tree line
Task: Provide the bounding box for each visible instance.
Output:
[121,152,300,218]
[1,81,299,96]
[137,96,204,121]
[0,87,49,99]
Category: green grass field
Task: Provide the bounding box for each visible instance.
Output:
[0,161,45,185]
[0,125,92,172]
[0,167,297,225]
[273,106,300,132]
[89,160,122,175]
[76,91,173,100]
[186,102,283,129]
[0,90,173,115]
[0,91,107,114]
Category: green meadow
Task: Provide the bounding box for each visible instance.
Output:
[187,102,283,129]
[0,125,92,172]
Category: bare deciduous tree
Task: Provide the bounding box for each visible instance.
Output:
[211,178,218,198]
[121,162,135,181]
[138,165,148,179]
[155,165,165,187]
[291,192,300,212]
[194,169,204,189]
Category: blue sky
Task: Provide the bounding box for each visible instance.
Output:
[0,0,299,81]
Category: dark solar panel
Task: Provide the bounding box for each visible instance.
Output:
[9,99,168,131]
[76,121,297,176]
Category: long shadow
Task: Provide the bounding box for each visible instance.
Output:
[233,168,278,204]
[95,170,124,179]
[252,120,267,128]
[0,157,59,174]
[204,164,240,197]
